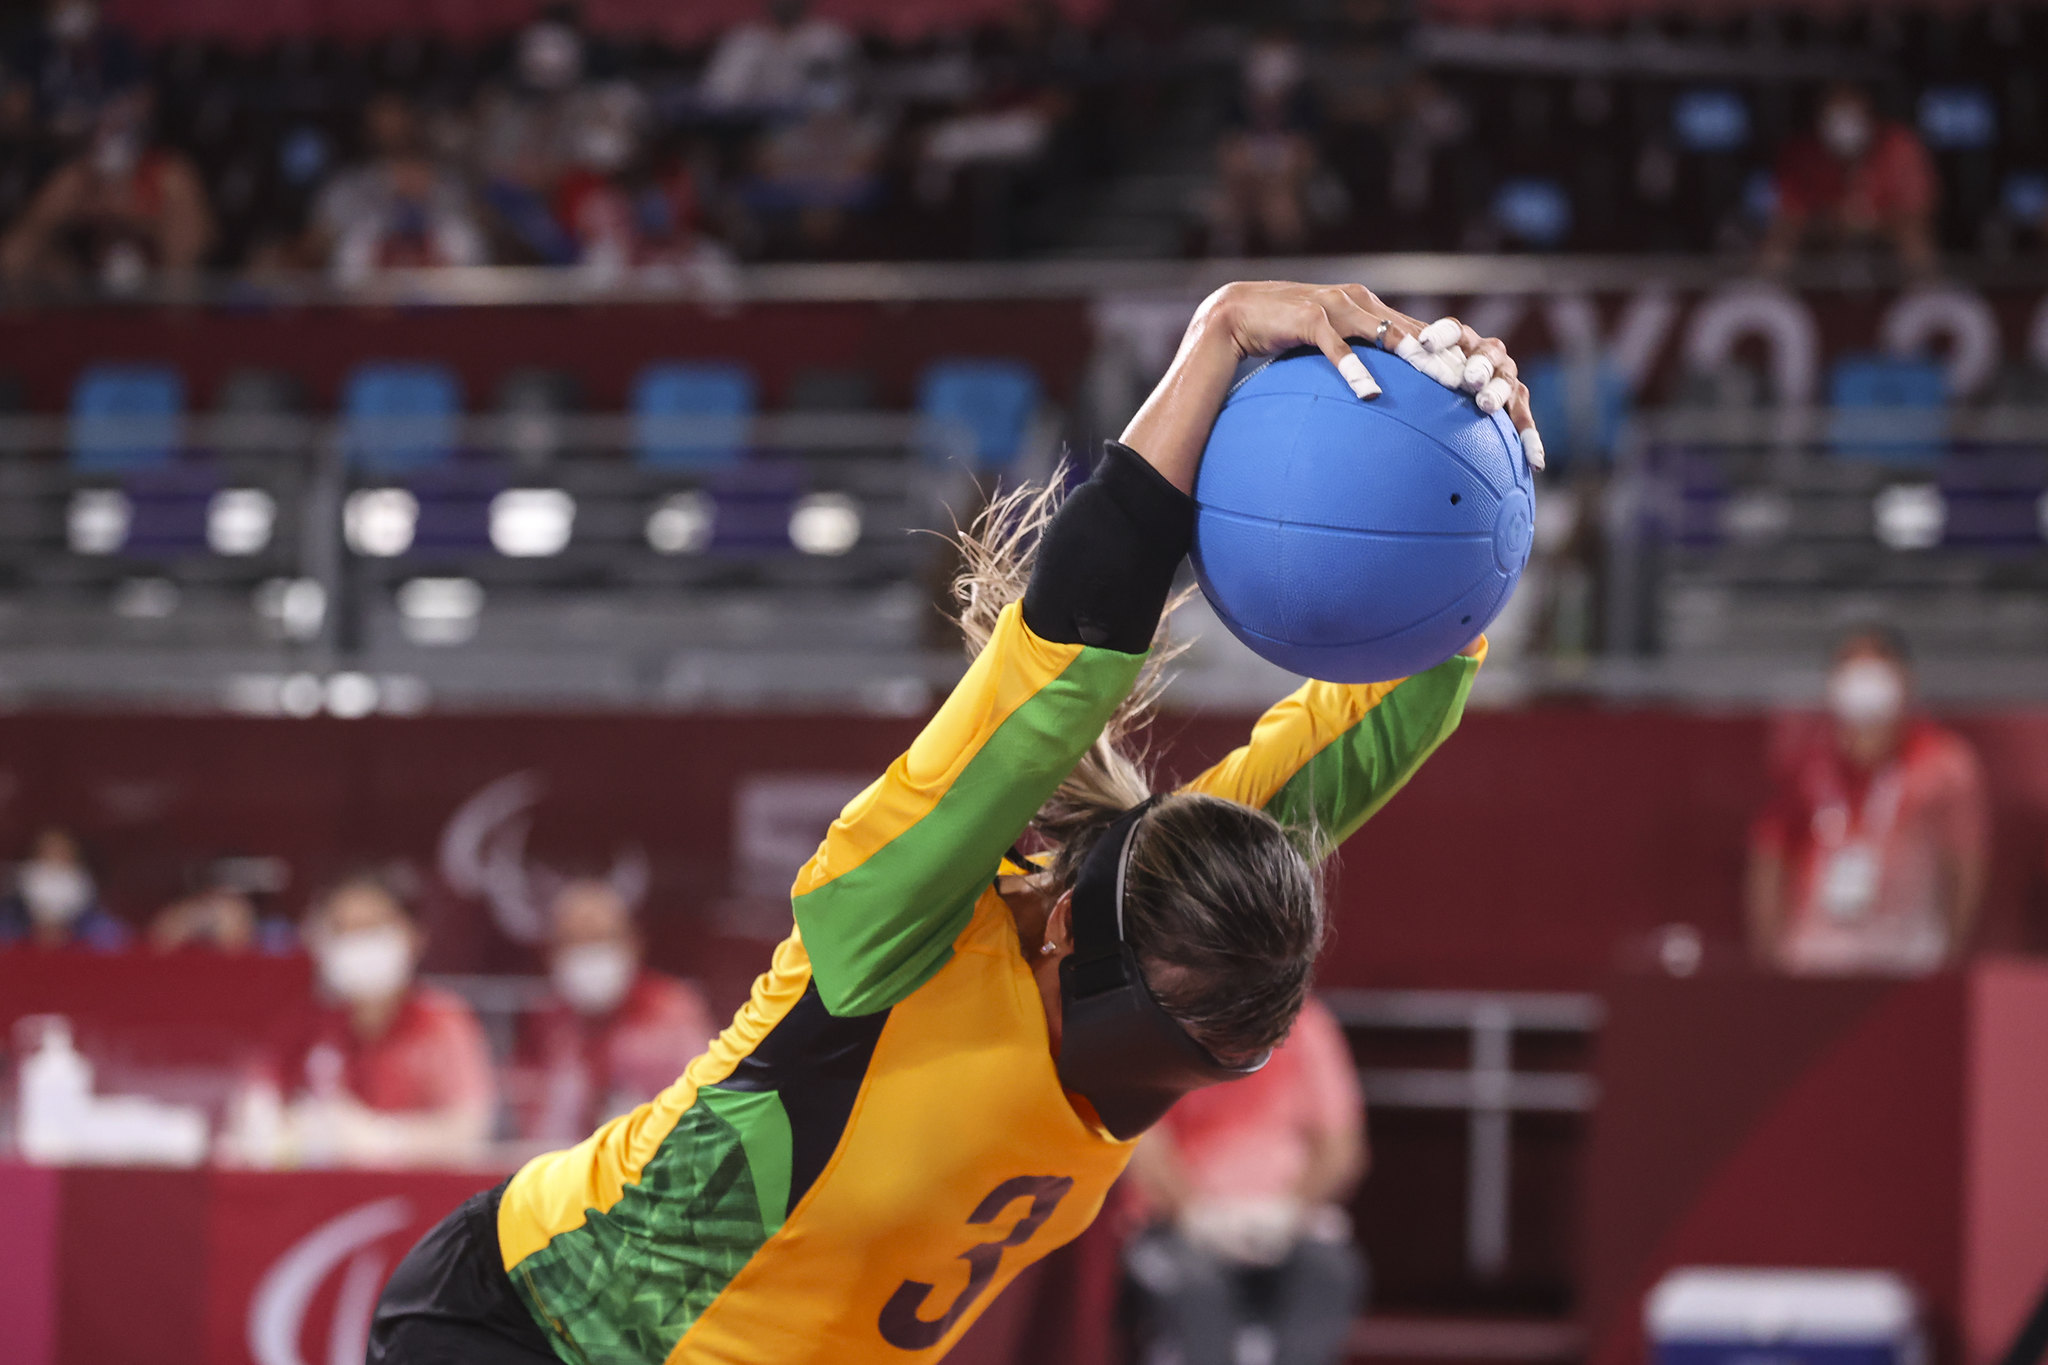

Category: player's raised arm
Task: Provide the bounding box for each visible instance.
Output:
[1181,639,1485,860]
[789,442,1193,1018]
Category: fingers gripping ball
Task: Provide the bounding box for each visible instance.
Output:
[1192,343,1534,683]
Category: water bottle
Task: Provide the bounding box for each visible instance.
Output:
[17,1016,93,1165]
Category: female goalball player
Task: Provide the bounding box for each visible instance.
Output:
[368,280,1540,1365]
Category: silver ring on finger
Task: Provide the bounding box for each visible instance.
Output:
[1374,317,1391,349]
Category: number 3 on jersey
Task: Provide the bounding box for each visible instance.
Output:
[877,1175,1075,1350]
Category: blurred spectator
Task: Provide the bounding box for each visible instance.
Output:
[1748,629,1989,976]
[1762,84,1938,274]
[549,85,721,276]
[1211,31,1319,256]
[149,875,295,954]
[471,11,726,279]
[475,6,606,267]
[150,886,261,952]
[598,144,728,275]
[0,90,210,291]
[1385,75,1470,245]
[6,0,142,144]
[302,93,487,285]
[699,0,856,117]
[0,71,44,230]
[514,3,587,97]
[0,826,128,951]
[916,0,1077,256]
[514,877,715,1145]
[269,872,495,1166]
[745,80,887,254]
[1124,996,1368,1365]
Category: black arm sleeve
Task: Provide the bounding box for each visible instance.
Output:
[1021,441,1195,653]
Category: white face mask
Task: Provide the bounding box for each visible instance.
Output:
[1244,44,1302,104]
[20,862,92,926]
[316,926,414,1004]
[554,942,636,1015]
[48,0,97,41]
[1828,658,1906,728]
[574,122,632,173]
[517,22,583,91]
[92,131,139,179]
[1820,103,1873,159]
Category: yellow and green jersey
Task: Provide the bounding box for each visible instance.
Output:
[496,603,1482,1365]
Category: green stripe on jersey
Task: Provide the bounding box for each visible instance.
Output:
[1263,655,1478,856]
[512,1090,794,1364]
[696,1087,794,1234]
[793,645,1145,1018]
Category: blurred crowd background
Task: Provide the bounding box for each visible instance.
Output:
[3,0,2048,285]
[3,1,2047,1364]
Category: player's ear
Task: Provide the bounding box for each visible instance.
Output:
[1044,891,1075,957]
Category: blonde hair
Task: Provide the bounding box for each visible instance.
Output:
[949,472,1191,845]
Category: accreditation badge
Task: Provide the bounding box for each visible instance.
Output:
[1819,842,1880,920]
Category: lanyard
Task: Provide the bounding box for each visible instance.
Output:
[1811,760,1905,852]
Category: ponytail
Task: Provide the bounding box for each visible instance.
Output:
[947,470,1192,854]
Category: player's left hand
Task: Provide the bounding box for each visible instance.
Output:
[1398,315,1545,473]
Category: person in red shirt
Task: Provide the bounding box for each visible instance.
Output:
[0,91,212,290]
[514,877,716,1145]
[1762,83,1938,273]
[275,872,497,1167]
[1748,629,1989,977]
[1123,995,1368,1365]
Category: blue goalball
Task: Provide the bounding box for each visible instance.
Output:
[1191,343,1535,683]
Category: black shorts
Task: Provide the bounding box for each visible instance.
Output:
[367,1181,561,1365]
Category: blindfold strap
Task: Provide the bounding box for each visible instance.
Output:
[1065,795,1162,963]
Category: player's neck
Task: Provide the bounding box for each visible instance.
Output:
[348,991,406,1040]
[997,875,1053,950]
[1838,720,1903,772]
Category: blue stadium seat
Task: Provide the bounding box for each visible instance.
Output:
[2001,172,2048,228]
[70,364,185,472]
[1490,179,1573,250]
[1917,86,1997,152]
[916,361,1041,470]
[1522,356,1630,470]
[1672,89,1750,153]
[343,363,463,475]
[633,363,757,468]
[1827,355,1948,461]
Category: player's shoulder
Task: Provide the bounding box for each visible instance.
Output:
[408,982,487,1032]
[1283,995,1348,1059]
[633,969,708,1015]
[1905,719,1982,774]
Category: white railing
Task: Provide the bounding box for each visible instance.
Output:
[1323,988,1603,1283]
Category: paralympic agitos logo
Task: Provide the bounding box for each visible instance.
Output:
[246,1197,415,1365]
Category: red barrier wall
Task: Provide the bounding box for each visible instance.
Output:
[0,1164,59,1365]
[0,1162,1118,1365]
[1582,964,2048,1365]
[0,300,1094,415]
[8,285,2048,416]
[2,707,2042,994]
